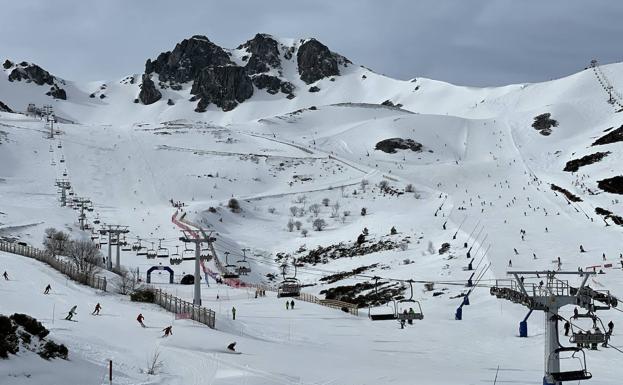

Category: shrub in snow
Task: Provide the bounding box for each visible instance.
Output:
[287,220,295,232]
[130,288,155,303]
[322,198,330,207]
[309,203,321,217]
[301,229,309,237]
[313,218,327,231]
[228,198,241,213]
[405,184,414,192]
[267,207,276,214]
[294,220,302,230]
[361,207,367,216]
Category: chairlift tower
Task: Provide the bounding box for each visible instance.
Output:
[179,229,215,306]
[99,225,129,271]
[46,113,56,139]
[54,179,71,207]
[491,270,617,385]
[72,197,93,231]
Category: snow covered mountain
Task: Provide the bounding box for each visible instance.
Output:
[1,34,623,385]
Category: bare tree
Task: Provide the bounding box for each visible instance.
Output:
[331,202,340,218]
[146,347,163,375]
[43,228,70,257]
[116,267,139,295]
[294,220,302,230]
[322,198,330,207]
[289,206,299,217]
[66,239,102,283]
[379,180,389,190]
[287,219,295,232]
[301,229,309,237]
[309,203,321,217]
[228,198,241,213]
[405,184,415,192]
[360,179,369,192]
[313,218,327,231]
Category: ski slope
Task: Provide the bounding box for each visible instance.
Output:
[1,54,623,384]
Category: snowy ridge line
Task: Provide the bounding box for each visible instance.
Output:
[0,240,107,291]
[156,144,325,160]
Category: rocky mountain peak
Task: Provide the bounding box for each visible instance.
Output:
[297,38,350,84]
[3,60,67,100]
[238,33,282,75]
[144,35,232,84]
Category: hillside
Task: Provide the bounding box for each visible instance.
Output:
[0,35,622,384]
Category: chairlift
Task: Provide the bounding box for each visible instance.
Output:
[57,142,62,149]
[121,236,132,252]
[157,239,169,258]
[368,277,398,321]
[200,247,213,262]
[181,248,195,261]
[170,246,182,265]
[93,214,100,225]
[146,242,157,259]
[184,242,193,253]
[60,156,65,163]
[277,261,301,297]
[49,145,54,153]
[547,347,592,382]
[62,170,68,177]
[136,239,147,256]
[51,160,56,166]
[68,189,74,196]
[396,279,424,321]
[222,252,239,279]
[236,252,251,275]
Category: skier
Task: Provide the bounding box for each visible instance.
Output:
[580,245,586,253]
[573,307,579,319]
[162,326,173,337]
[608,320,614,334]
[227,342,237,352]
[564,321,571,336]
[137,313,145,327]
[44,284,51,294]
[65,305,77,321]
[3,271,8,280]
[290,300,295,309]
[508,259,512,267]
[408,307,415,325]
[232,306,236,320]
[286,301,289,310]
[92,303,101,315]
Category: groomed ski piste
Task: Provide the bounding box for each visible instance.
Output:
[1,54,623,384]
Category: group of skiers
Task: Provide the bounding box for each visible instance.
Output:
[285,300,295,310]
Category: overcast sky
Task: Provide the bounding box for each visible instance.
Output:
[1,0,621,86]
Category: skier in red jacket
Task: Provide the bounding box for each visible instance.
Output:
[137,313,145,327]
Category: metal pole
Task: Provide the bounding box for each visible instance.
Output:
[544,305,560,385]
[107,232,112,270]
[194,241,201,306]
[115,234,121,270]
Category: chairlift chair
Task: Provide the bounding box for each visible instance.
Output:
[121,239,132,252]
[49,145,54,153]
[277,262,300,297]
[396,280,424,321]
[62,170,67,177]
[368,277,398,321]
[547,347,592,382]
[57,142,62,149]
[222,252,239,279]
[236,253,251,275]
[156,240,169,258]
[51,160,56,166]
[200,248,213,262]
[169,246,182,265]
[146,242,157,259]
[60,156,65,163]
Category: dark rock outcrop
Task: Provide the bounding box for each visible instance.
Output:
[191,66,253,112]
[252,74,294,96]
[0,100,12,113]
[2,60,12,69]
[551,184,582,202]
[597,176,623,195]
[46,85,67,100]
[592,125,623,146]
[138,74,162,105]
[563,152,610,172]
[8,63,55,86]
[145,35,232,84]
[532,113,558,136]
[375,138,423,153]
[297,39,346,84]
[239,33,281,75]
[595,207,623,226]
[308,86,320,93]
[381,100,403,108]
